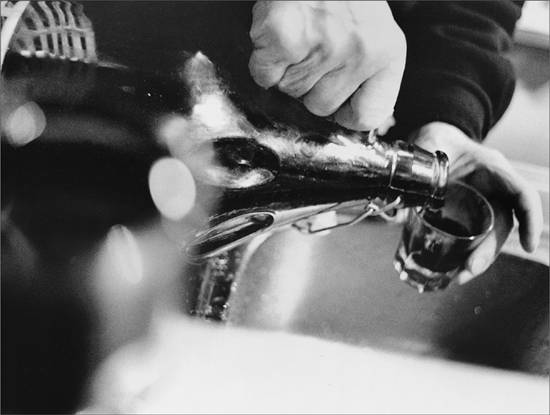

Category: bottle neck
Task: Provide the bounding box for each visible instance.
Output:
[384,140,449,209]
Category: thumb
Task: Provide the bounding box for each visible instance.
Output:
[332,59,404,131]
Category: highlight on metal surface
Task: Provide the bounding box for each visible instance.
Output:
[1,1,97,68]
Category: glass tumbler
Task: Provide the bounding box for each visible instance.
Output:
[393,181,494,293]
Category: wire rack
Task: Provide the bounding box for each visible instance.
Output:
[1,1,97,68]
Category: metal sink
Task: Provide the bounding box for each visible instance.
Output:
[225,217,549,376]
[2,167,548,414]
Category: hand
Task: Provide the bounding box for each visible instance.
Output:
[248,1,406,131]
[411,122,544,285]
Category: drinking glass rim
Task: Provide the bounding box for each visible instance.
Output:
[413,180,495,240]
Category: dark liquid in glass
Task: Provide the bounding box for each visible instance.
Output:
[394,208,478,292]
[423,210,472,237]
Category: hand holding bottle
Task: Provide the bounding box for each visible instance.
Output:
[248,1,406,131]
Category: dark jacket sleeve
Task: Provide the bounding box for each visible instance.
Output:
[387,1,523,142]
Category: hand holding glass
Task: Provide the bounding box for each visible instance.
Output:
[394,181,494,293]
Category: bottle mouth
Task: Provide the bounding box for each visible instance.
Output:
[430,150,449,207]
[386,141,450,209]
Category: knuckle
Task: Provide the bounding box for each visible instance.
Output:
[249,64,279,88]
[278,81,307,98]
[391,26,407,55]
[264,16,286,39]
[279,68,320,98]
[248,59,267,85]
[249,19,263,42]
[303,95,339,117]
[277,34,307,63]
[318,40,336,61]
[251,14,290,51]
[304,103,334,117]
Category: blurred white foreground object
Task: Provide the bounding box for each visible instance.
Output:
[80,311,549,414]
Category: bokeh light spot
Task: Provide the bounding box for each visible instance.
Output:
[149,157,196,221]
[5,101,46,146]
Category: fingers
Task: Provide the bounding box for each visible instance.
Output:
[457,197,514,285]
[429,129,543,256]
[301,67,361,117]
[459,152,544,255]
[277,52,336,99]
[410,122,545,287]
[513,176,543,253]
[249,2,311,88]
[280,48,404,131]
[248,49,288,89]
[332,61,405,131]
[248,1,407,131]
[279,41,405,130]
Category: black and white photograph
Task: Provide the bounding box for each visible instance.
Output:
[1,1,549,413]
